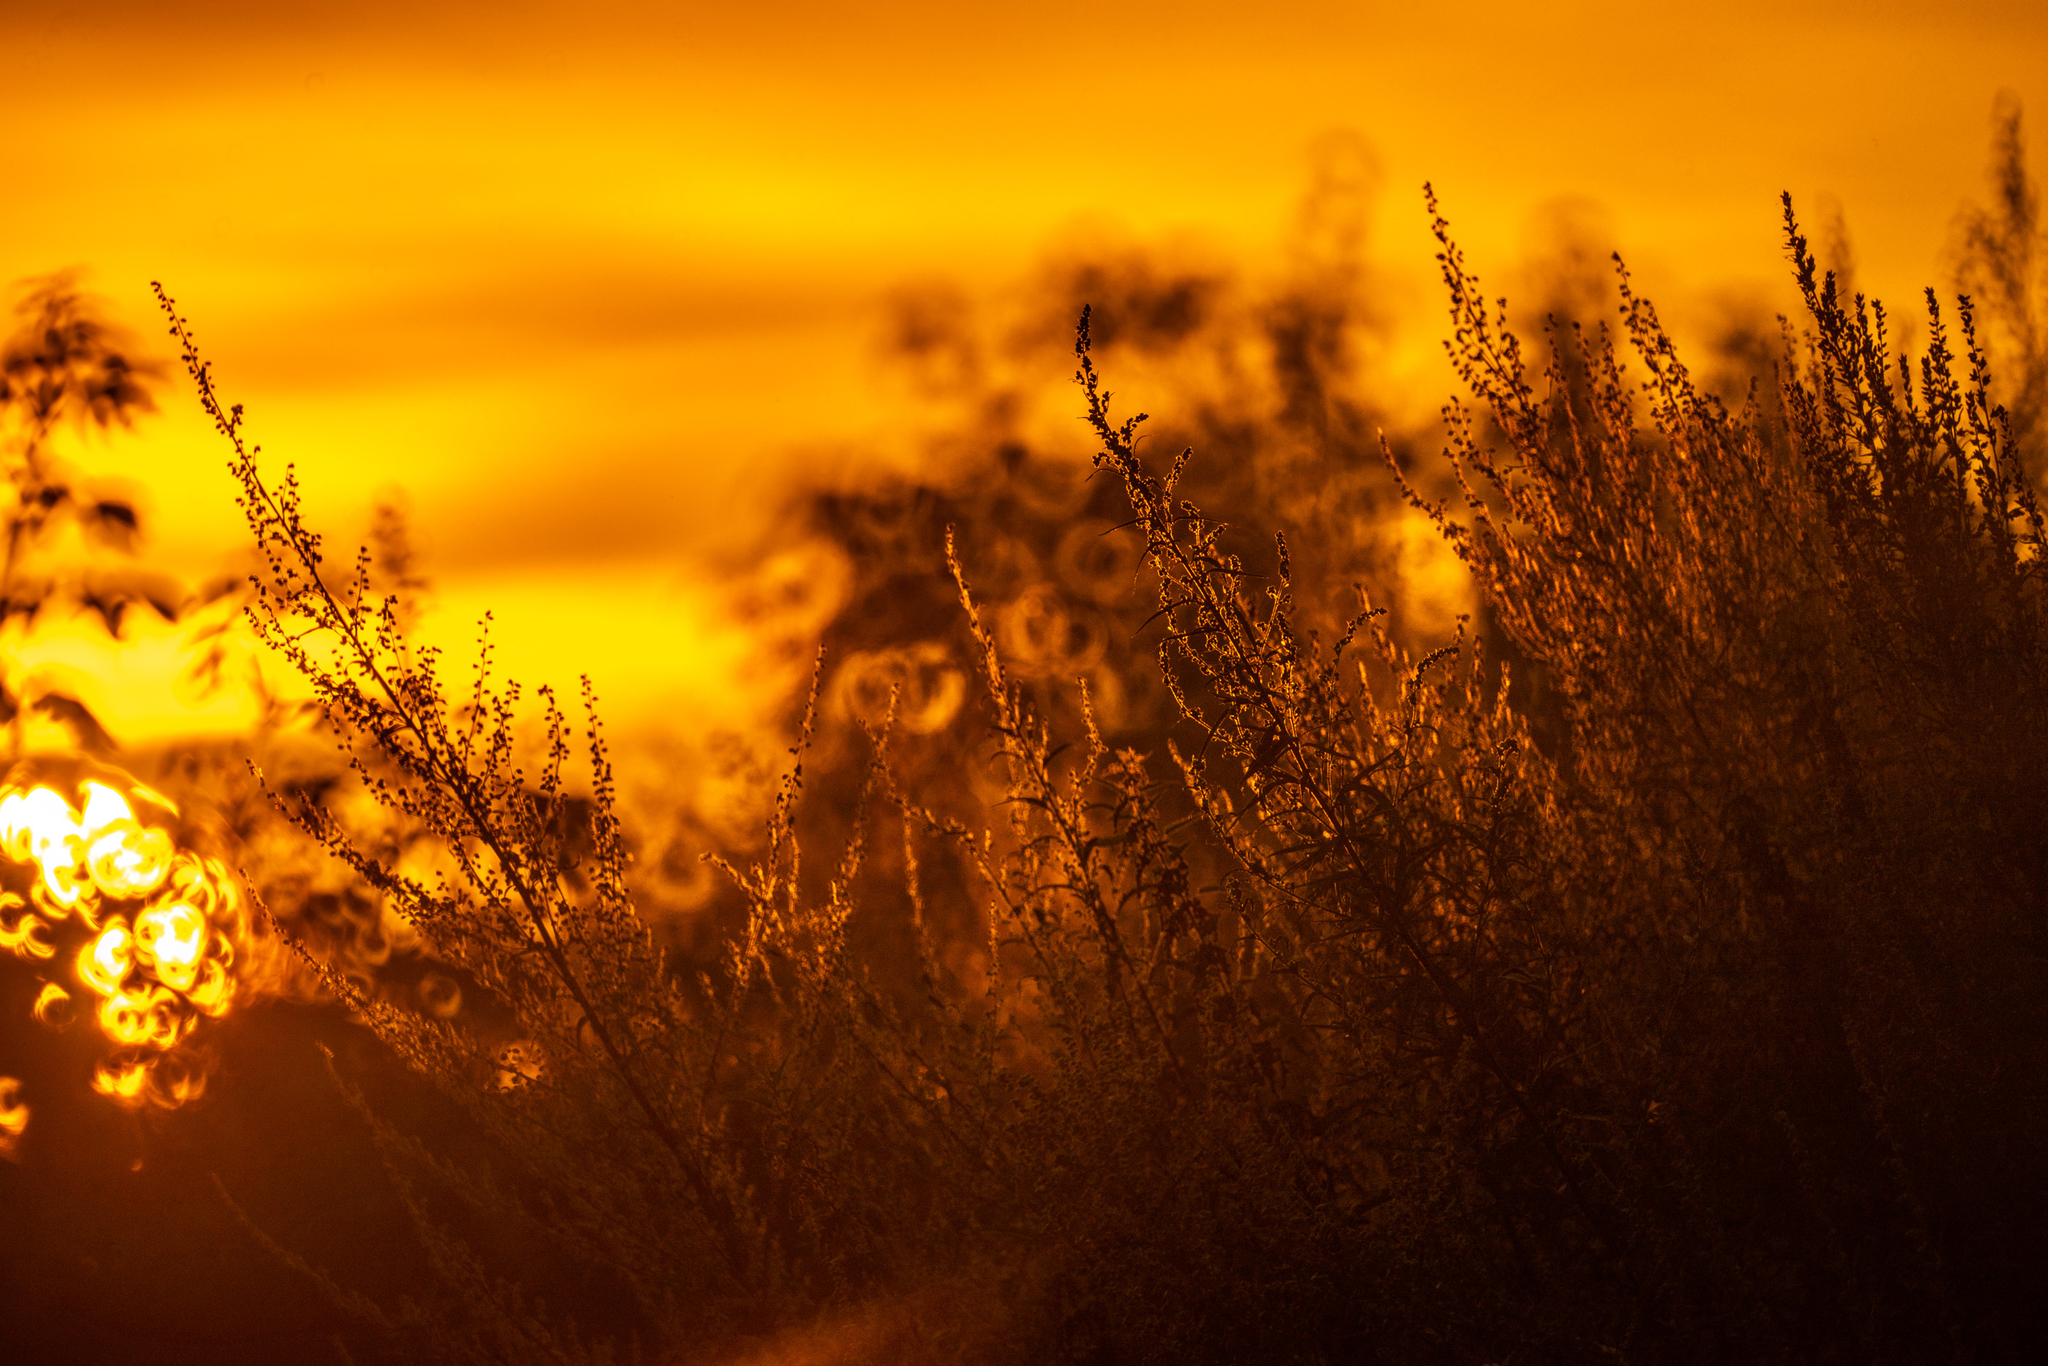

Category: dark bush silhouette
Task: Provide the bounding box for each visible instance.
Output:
[156,153,2048,1363]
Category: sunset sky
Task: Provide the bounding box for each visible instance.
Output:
[2,0,2043,744]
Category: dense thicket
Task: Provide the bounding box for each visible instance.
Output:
[160,166,2048,1364]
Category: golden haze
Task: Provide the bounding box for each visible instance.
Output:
[0,0,2042,743]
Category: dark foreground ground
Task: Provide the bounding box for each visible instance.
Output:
[0,958,448,1365]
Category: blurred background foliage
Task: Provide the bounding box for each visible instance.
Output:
[0,95,2045,1366]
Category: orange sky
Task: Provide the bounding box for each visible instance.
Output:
[2,0,2043,744]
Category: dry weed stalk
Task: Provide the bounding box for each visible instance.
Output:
[150,167,2048,1362]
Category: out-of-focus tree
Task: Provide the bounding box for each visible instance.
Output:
[0,274,173,753]
[1954,92,2047,476]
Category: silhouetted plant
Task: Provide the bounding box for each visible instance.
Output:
[164,140,2048,1363]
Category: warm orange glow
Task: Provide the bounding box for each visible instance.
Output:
[31,980,71,1025]
[90,1058,150,1104]
[97,983,195,1052]
[0,769,253,1118]
[0,894,56,959]
[79,918,134,995]
[0,2,2040,761]
[0,1075,25,1158]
